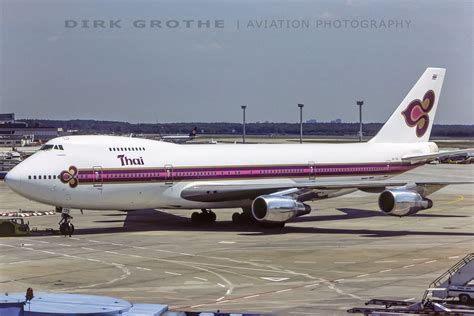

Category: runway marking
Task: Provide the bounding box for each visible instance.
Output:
[69,237,80,240]
[448,256,460,259]
[334,279,345,282]
[441,194,465,205]
[402,264,415,268]
[57,243,71,247]
[154,249,173,253]
[379,269,392,273]
[132,246,146,249]
[88,240,102,243]
[87,258,100,262]
[128,254,143,258]
[243,294,260,299]
[81,247,95,251]
[226,289,231,295]
[261,277,289,282]
[250,259,272,262]
[136,267,151,271]
[105,251,118,255]
[412,258,429,261]
[179,253,193,256]
[374,260,397,263]
[334,261,355,264]
[165,271,182,276]
[425,260,437,264]
[294,261,317,264]
[217,283,226,288]
[34,240,50,244]
[356,274,369,278]
[216,296,225,302]
[41,250,56,255]
[194,277,208,282]
[111,243,124,246]
[275,289,292,293]
[304,283,320,288]
[218,241,236,244]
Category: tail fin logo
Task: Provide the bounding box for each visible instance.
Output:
[401,90,435,138]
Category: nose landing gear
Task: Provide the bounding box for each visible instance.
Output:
[57,207,75,237]
[191,209,216,224]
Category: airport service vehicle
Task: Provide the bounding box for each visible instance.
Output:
[4,68,474,230]
[425,254,474,305]
[0,217,30,236]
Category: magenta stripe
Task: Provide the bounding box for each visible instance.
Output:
[75,163,418,184]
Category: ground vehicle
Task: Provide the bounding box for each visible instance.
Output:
[0,217,30,236]
[448,284,474,304]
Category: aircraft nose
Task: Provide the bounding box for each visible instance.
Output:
[4,165,22,192]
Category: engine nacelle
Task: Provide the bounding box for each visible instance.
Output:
[251,195,311,223]
[378,189,433,217]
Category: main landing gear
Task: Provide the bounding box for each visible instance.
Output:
[191,209,216,224]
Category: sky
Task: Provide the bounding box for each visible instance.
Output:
[0,0,472,124]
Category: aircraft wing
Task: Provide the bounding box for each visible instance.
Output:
[402,148,474,164]
[180,180,473,202]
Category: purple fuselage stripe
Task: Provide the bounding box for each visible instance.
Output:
[75,163,418,184]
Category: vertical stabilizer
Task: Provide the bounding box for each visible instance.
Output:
[370,68,446,143]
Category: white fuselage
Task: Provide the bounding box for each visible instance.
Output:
[5,135,437,210]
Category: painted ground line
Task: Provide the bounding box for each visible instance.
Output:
[379,269,392,273]
[132,246,146,249]
[356,274,369,278]
[136,267,152,271]
[218,241,236,244]
[334,279,345,282]
[180,253,193,256]
[226,289,231,295]
[194,277,208,282]
[404,298,416,302]
[425,260,437,264]
[128,254,143,258]
[294,261,317,264]
[374,260,397,263]
[448,256,460,259]
[88,240,102,243]
[81,247,95,251]
[69,237,80,240]
[243,294,260,299]
[412,258,429,261]
[402,264,415,268]
[334,261,356,264]
[105,251,118,254]
[165,271,182,276]
[87,258,100,262]
[304,283,320,288]
[217,283,226,288]
[275,289,292,293]
[216,296,225,302]
[57,243,71,247]
[41,250,56,255]
[250,259,271,262]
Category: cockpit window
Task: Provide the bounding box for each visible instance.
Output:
[40,144,54,150]
[40,144,64,151]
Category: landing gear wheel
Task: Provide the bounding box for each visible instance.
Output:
[459,294,471,305]
[191,209,216,224]
[59,223,75,237]
[232,212,242,224]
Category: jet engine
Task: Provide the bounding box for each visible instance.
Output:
[251,195,311,223]
[378,189,433,217]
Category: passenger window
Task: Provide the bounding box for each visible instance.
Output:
[39,175,42,179]
[28,176,31,180]
[48,175,52,179]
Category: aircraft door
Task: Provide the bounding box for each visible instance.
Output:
[308,161,316,180]
[93,166,103,189]
[165,164,173,185]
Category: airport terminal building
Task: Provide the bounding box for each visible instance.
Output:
[0,113,60,147]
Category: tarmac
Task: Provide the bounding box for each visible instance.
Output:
[0,164,472,315]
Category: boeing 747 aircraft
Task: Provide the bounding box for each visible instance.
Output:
[4,68,473,229]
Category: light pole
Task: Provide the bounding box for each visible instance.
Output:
[298,103,304,144]
[356,100,364,142]
[241,105,247,144]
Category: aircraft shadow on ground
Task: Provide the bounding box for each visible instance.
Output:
[56,207,474,238]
